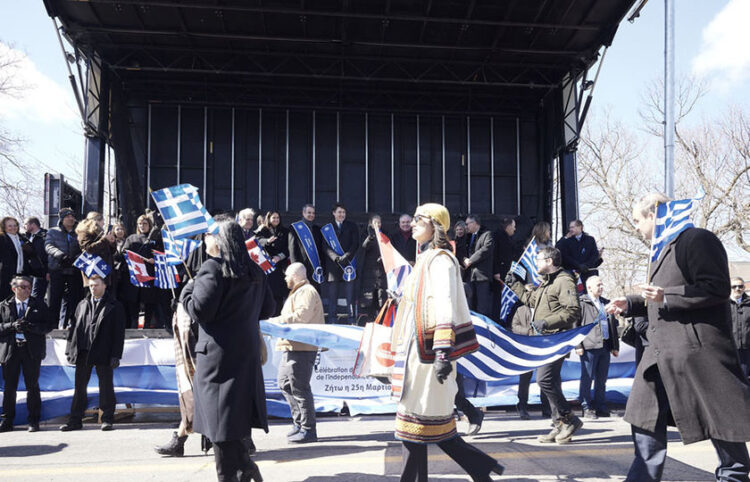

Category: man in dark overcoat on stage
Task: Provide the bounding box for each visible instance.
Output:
[607,193,750,481]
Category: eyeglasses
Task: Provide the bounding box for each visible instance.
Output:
[15,285,31,290]
[413,214,431,224]
[732,285,745,289]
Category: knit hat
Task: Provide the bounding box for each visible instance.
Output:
[59,208,75,220]
[414,203,450,232]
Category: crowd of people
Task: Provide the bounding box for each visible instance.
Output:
[0,194,749,481]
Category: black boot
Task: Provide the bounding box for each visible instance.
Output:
[239,459,263,482]
[155,431,187,457]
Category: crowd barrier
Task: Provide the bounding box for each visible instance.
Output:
[0,324,635,425]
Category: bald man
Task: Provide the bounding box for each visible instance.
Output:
[269,263,325,443]
[576,276,619,419]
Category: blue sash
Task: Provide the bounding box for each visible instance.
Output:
[291,221,325,284]
[321,223,357,282]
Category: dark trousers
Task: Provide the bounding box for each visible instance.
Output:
[464,281,493,318]
[738,348,750,380]
[536,357,571,421]
[277,351,317,431]
[213,440,251,482]
[455,373,482,425]
[579,347,611,411]
[400,437,496,482]
[1,345,42,425]
[325,280,355,324]
[48,272,84,329]
[69,354,116,424]
[518,370,551,413]
[31,276,48,302]
[626,368,750,481]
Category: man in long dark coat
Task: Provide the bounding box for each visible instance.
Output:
[607,193,750,481]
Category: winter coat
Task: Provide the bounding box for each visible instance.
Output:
[256,225,291,303]
[26,229,48,278]
[45,219,81,274]
[0,296,54,363]
[465,227,494,283]
[0,234,30,300]
[78,228,115,286]
[359,226,386,295]
[556,232,600,274]
[509,269,581,333]
[182,257,276,442]
[577,295,619,352]
[272,280,325,352]
[322,220,359,282]
[730,294,750,350]
[288,220,326,286]
[390,228,417,264]
[120,233,157,304]
[624,227,750,444]
[65,292,126,366]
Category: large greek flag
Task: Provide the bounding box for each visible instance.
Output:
[650,191,705,262]
[151,184,218,239]
[519,239,541,286]
[457,313,595,381]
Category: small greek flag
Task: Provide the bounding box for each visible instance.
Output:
[499,283,519,321]
[151,184,218,239]
[650,191,705,262]
[519,239,540,286]
[162,229,201,266]
[153,250,179,289]
[73,252,112,278]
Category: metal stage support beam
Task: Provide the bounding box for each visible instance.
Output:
[559,150,579,225]
[81,54,110,214]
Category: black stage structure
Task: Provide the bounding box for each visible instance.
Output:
[43,0,637,229]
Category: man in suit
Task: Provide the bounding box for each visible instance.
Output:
[555,220,601,289]
[288,204,327,291]
[23,217,48,301]
[322,203,359,324]
[730,277,750,379]
[0,276,54,432]
[390,214,417,265]
[607,193,750,481]
[60,275,125,432]
[463,214,494,318]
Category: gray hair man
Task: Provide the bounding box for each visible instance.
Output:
[268,262,325,443]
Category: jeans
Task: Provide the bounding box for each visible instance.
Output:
[579,347,611,411]
[48,272,84,329]
[277,351,317,430]
[536,357,571,421]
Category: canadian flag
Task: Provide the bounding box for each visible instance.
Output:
[245,238,275,275]
[125,250,155,287]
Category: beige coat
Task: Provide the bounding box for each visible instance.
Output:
[272,280,324,351]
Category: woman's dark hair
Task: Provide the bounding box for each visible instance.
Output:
[212,218,257,279]
[429,220,453,251]
[263,210,282,230]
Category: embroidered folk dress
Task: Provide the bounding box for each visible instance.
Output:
[391,248,479,444]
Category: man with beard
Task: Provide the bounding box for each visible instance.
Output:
[289,204,326,291]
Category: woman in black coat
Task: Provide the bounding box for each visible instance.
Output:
[359,214,387,323]
[256,210,290,315]
[0,217,31,301]
[181,219,275,482]
[121,215,158,328]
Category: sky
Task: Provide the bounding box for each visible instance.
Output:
[1,1,749,194]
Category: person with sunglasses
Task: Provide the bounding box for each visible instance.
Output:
[730,277,750,380]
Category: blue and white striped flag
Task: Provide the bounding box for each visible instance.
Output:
[499,284,519,321]
[162,229,201,266]
[151,184,218,239]
[73,252,112,278]
[457,313,596,381]
[153,250,179,289]
[519,239,541,286]
[650,191,705,262]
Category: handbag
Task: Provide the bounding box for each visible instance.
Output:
[352,299,396,378]
[620,319,637,347]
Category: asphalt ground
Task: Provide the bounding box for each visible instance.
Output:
[0,407,732,481]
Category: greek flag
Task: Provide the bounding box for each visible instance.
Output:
[457,313,596,381]
[73,252,111,278]
[499,284,518,321]
[519,239,540,286]
[650,191,705,262]
[151,184,218,239]
[162,229,201,266]
[153,250,179,289]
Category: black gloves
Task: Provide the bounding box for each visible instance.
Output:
[12,320,26,332]
[531,319,547,334]
[434,352,453,384]
[110,358,120,369]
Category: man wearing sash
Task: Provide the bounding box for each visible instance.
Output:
[288,204,326,291]
[322,203,359,324]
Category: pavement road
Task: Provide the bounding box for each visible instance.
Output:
[0,408,735,481]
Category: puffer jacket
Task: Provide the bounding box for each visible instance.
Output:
[45,219,80,274]
[509,268,581,333]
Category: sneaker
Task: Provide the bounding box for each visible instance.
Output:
[555,414,583,443]
[101,422,114,431]
[537,423,561,443]
[288,428,318,444]
[286,424,301,438]
[27,424,39,433]
[59,422,83,432]
[583,409,598,419]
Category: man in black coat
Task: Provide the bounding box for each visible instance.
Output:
[730,277,750,379]
[390,214,417,265]
[288,204,327,291]
[322,203,359,324]
[463,214,494,317]
[45,208,83,329]
[0,276,54,432]
[60,275,125,432]
[607,193,750,481]
[23,217,48,301]
[555,220,601,289]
